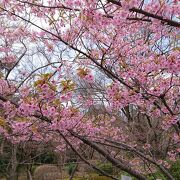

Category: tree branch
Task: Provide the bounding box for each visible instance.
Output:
[107,0,180,27]
[69,130,147,180]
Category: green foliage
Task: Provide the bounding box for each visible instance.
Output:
[169,160,180,180]
[147,171,166,180]
[97,163,113,175]
[35,152,57,164]
[32,165,38,173]
[147,160,180,180]
[0,154,9,176]
[65,163,76,175]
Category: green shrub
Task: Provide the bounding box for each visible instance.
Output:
[147,171,166,180]
[36,152,57,164]
[97,163,113,175]
[65,163,76,175]
[147,160,180,180]
[0,154,10,176]
[170,160,180,180]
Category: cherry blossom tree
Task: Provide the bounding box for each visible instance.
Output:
[0,0,179,179]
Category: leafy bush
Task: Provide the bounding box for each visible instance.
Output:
[35,152,57,164]
[0,154,9,176]
[65,163,76,175]
[97,163,113,175]
[147,160,180,180]
[170,160,180,180]
[147,171,166,180]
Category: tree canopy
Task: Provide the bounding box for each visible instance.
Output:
[0,0,179,179]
